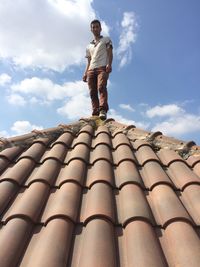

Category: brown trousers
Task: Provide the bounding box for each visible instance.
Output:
[87,66,109,116]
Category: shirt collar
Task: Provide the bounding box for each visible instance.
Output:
[90,35,103,44]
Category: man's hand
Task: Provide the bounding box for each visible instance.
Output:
[106,64,112,73]
[82,74,87,82]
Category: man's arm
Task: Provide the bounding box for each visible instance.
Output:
[83,57,91,82]
[106,46,113,73]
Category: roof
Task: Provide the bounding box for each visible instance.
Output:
[0,117,200,267]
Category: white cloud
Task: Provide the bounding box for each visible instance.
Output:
[116,12,138,69]
[0,130,9,137]
[146,103,200,137]
[7,94,26,106]
[10,76,92,120]
[100,21,110,36]
[57,93,91,119]
[11,77,88,102]
[11,121,43,135]
[108,109,149,129]
[0,0,109,71]
[119,103,135,112]
[146,104,183,118]
[151,114,200,136]
[0,73,11,86]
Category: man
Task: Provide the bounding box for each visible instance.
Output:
[83,19,113,120]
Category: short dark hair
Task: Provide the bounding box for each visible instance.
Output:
[90,19,101,27]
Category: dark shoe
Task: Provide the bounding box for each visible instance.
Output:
[99,110,107,120]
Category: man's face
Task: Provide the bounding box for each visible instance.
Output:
[91,23,101,36]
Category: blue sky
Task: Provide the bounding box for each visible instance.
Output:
[0,0,200,144]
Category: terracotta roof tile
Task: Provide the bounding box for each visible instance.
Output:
[72,132,91,148]
[56,160,86,187]
[65,144,90,164]
[131,139,151,150]
[0,181,19,215]
[20,219,73,267]
[112,129,124,138]
[147,184,192,227]
[112,144,136,165]
[0,146,24,162]
[140,161,174,190]
[0,218,33,267]
[167,161,200,190]
[157,149,185,166]
[25,159,61,186]
[116,184,154,226]
[51,131,73,147]
[180,184,200,225]
[92,132,112,148]
[79,124,94,135]
[0,158,10,174]
[41,183,82,224]
[40,143,68,163]
[80,183,115,224]
[2,182,50,223]
[135,145,160,165]
[112,132,131,149]
[114,160,143,189]
[0,118,200,266]
[159,221,200,267]
[31,136,55,146]
[95,125,110,136]
[90,144,112,164]
[87,160,114,187]
[0,159,35,185]
[120,221,167,267]
[187,154,200,167]
[71,219,116,267]
[0,146,25,174]
[17,143,46,163]
[193,163,200,177]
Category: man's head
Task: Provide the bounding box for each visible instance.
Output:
[90,19,102,37]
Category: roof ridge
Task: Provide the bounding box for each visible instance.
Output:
[1,117,200,158]
[0,119,96,152]
[103,119,200,158]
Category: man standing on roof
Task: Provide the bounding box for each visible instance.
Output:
[83,19,113,120]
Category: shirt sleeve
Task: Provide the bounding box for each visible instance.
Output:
[106,37,113,49]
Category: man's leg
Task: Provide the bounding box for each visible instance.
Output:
[97,69,109,113]
[87,70,99,116]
